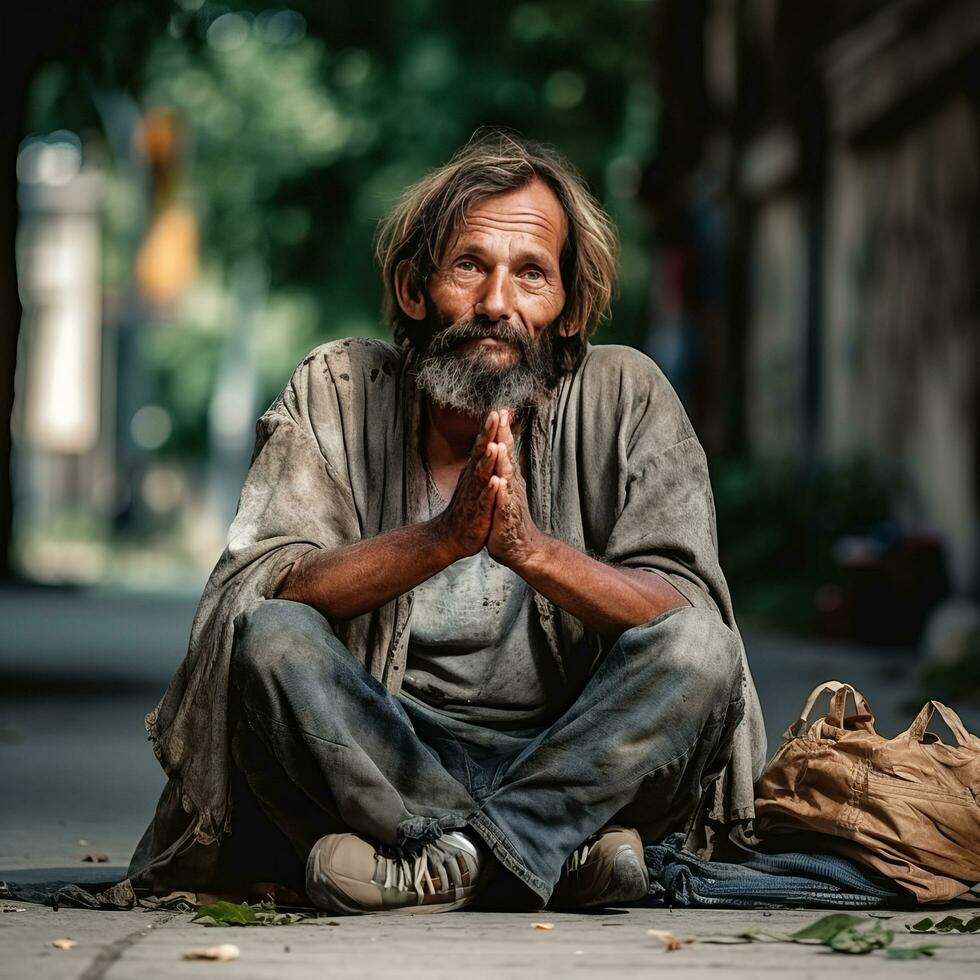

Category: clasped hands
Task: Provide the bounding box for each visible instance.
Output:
[436,409,546,571]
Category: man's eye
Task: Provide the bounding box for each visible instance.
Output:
[523,269,544,282]
[456,260,477,273]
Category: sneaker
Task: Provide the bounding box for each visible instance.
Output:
[548,826,649,909]
[305,830,483,914]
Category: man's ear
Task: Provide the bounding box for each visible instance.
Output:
[394,261,427,321]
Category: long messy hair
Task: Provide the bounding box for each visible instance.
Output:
[374,128,619,374]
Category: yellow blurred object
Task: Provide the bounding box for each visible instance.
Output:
[136,204,199,306]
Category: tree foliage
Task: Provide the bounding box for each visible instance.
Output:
[25,0,659,454]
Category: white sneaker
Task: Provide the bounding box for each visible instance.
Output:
[306,830,483,914]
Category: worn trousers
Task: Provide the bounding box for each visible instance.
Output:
[227,598,744,908]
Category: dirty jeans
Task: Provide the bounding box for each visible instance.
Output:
[227,598,744,909]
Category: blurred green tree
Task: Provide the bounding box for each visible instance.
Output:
[24,0,660,456]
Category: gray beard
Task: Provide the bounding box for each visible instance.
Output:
[414,320,556,417]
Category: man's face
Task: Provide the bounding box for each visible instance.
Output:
[415,178,568,415]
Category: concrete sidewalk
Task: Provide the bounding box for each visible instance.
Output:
[3,905,979,980]
[3,586,980,978]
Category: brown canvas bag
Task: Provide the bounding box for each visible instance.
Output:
[754,680,980,903]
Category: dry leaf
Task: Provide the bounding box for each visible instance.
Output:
[182,944,240,961]
[531,922,555,931]
[51,938,78,950]
[646,929,693,951]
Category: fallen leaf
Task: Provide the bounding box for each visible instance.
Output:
[887,944,939,960]
[531,922,555,930]
[182,944,240,962]
[907,914,980,934]
[646,929,693,951]
[706,913,902,957]
[789,913,862,944]
[193,900,304,927]
[193,901,257,926]
[827,923,893,954]
[51,939,77,949]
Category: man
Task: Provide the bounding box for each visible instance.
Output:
[129,130,766,914]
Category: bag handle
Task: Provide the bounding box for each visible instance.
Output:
[905,700,980,748]
[827,683,876,730]
[786,680,875,738]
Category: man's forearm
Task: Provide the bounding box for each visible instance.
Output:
[275,519,456,622]
[515,533,691,637]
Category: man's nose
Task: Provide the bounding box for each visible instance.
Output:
[474,266,514,321]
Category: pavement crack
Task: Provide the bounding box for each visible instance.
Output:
[76,912,177,980]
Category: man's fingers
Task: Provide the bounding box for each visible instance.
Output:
[494,440,515,479]
[475,442,498,481]
[473,411,499,456]
[480,475,501,509]
[498,408,515,451]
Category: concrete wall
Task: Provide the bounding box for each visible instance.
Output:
[822,93,979,589]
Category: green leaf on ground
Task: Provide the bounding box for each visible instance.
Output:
[887,944,939,960]
[193,902,258,926]
[707,913,909,957]
[827,923,893,954]
[192,900,305,927]
[907,915,980,934]
[789,913,862,943]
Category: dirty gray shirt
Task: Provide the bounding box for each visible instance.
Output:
[402,463,561,729]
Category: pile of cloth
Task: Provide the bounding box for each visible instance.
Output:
[644,833,906,909]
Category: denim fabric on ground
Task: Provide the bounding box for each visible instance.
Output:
[644,832,909,909]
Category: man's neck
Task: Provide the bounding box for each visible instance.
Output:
[423,398,485,467]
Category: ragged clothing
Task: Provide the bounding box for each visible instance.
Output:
[226,597,746,907]
[128,338,767,895]
[403,547,562,728]
[403,470,562,728]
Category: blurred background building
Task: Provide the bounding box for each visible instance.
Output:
[2,0,979,692]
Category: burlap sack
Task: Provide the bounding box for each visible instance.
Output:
[754,680,980,903]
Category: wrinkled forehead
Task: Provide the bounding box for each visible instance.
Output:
[447,178,568,262]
